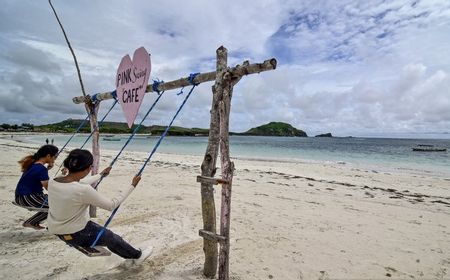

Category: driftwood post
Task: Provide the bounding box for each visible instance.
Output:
[217,48,240,279]
[199,47,227,277]
[72,46,277,279]
[87,103,100,217]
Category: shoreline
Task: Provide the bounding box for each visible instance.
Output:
[5,132,450,178]
[2,130,450,140]
[1,137,450,279]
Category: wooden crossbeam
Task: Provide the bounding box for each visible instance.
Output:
[197,175,229,185]
[199,229,227,243]
[72,58,277,104]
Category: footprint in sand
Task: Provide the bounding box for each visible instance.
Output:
[318,270,329,280]
[364,191,375,198]
[384,266,397,277]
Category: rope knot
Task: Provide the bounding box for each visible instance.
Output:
[111,90,118,100]
[152,79,164,95]
[84,95,93,107]
[188,73,200,86]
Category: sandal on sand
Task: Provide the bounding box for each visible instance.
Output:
[22,222,45,230]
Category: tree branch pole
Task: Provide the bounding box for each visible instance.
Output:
[48,0,87,98]
[49,0,99,217]
[87,105,100,217]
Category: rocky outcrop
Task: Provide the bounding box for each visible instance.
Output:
[315,133,333,137]
[243,122,307,137]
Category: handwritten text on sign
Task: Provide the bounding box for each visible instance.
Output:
[116,47,151,128]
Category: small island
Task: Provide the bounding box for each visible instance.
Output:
[242,122,307,137]
[315,133,333,137]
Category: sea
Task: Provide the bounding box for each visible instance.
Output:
[16,134,450,177]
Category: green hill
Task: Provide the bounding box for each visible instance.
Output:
[34,119,209,136]
[243,122,307,137]
[32,119,308,137]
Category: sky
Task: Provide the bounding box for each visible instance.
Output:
[1,0,450,138]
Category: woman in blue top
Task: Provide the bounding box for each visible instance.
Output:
[15,144,59,230]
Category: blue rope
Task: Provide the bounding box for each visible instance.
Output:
[89,92,167,249]
[90,206,120,247]
[177,73,199,95]
[137,84,197,176]
[80,99,118,149]
[91,81,198,248]
[40,196,48,209]
[57,114,90,158]
[91,90,166,191]
[50,109,91,204]
[92,90,117,102]
[53,100,118,177]
[177,86,184,96]
[52,112,91,178]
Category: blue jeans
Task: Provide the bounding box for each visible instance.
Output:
[58,221,141,259]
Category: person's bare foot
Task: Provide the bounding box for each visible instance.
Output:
[22,222,45,230]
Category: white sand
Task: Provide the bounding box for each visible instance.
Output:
[0,136,449,279]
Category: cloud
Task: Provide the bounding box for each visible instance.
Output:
[1,41,62,74]
[268,0,450,65]
[0,69,86,115]
[0,0,449,138]
[288,63,450,135]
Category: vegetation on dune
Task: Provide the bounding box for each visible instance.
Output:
[31,119,209,136]
[2,120,308,137]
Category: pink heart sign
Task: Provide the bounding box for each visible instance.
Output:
[116,47,151,128]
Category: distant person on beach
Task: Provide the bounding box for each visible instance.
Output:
[47,149,152,263]
[45,138,49,144]
[51,139,54,145]
[15,145,59,230]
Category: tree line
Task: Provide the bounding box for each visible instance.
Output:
[1,123,34,130]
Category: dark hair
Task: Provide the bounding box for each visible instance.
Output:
[63,149,93,173]
[19,144,59,172]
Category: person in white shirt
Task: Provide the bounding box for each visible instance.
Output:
[47,149,152,263]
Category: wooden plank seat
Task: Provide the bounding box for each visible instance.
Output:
[57,235,112,257]
[70,245,112,257]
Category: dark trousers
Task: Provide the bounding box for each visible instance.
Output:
[59,221,141,259]
[15,193,48,226]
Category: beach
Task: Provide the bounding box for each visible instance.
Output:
[1,137,449,279]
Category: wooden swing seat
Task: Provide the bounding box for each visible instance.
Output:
[70,244,111,257]
[12,202,110,257]
[58,234,111,257]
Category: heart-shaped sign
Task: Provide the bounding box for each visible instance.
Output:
[116,47,151,128]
